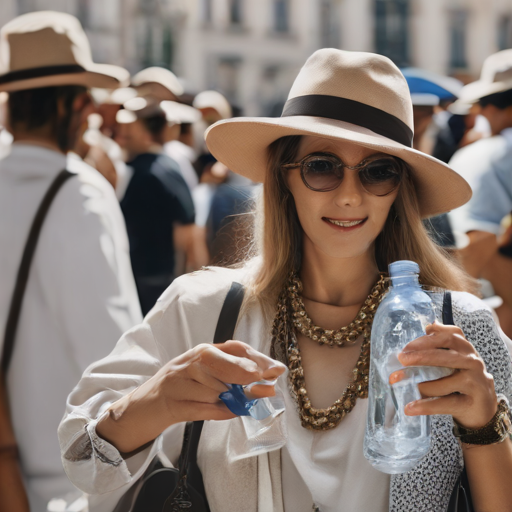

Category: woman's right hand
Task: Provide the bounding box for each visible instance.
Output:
[96,341,286,454]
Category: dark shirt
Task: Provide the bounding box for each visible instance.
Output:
[121,153,195,278]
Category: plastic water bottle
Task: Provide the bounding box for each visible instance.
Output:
[363,260,452,474]
[219,380,288,461]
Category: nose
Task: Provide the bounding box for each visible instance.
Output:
[333,169,364,208]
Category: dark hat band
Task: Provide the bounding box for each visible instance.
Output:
[0,64,85,85]
[282,94,413,147]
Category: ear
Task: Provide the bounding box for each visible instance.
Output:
[72,91,93,114]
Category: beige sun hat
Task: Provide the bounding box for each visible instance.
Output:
[0,11,129,92]
[131,67,184,101]
[458,49,512,104]
[205,49,472,218]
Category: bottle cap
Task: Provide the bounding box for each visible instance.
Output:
[389,260,419,277]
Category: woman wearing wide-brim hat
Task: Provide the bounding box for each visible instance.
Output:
[59,49,512,511]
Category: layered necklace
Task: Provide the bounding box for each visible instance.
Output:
[271,273,388,431]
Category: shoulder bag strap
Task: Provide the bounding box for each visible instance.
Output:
[171,282,245,511]
[444,292,474,512]
[1,169,74,376]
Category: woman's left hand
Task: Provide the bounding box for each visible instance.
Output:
[396,321,498,429]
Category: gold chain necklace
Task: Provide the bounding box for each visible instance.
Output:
[289,273,387,347]
[271,273,389,431]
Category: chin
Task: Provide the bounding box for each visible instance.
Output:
[311,237,373,260]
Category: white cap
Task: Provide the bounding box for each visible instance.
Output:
[160,101,201,124]
[193,90,232,119]
[91,87,137,105]
[411,93,440,106]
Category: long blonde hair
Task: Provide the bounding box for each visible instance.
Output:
[245,135,476,308]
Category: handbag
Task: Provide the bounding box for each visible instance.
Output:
[114,281,245,512]
[0,170,74,511]
[444,291,474,512]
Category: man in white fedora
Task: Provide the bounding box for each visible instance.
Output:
[448,49,512,335]
[0,11,142,511]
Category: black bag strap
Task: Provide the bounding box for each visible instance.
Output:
[444,291,474,512]
[1,170,74,376]
[166,282,245,512]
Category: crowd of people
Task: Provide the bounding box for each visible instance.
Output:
[0,10,511,512]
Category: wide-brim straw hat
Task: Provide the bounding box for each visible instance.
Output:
[206,49,471,218]
[0,11,129,92]
[458,49,512,104]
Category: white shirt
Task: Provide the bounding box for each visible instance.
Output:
[0,143,142,511]
[163,140,199,191]
[448,132,512,235]
[59,266,388,512]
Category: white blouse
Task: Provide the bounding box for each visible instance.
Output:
[59,266,390,512]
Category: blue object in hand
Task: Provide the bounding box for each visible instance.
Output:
[220,383,274,420]
[219,384,256,416]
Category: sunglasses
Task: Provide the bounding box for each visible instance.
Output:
[281,152,403,196]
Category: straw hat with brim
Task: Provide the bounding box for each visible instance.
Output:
[0,11,129,92]
[205,49,471,219]
[131,67,184,101]
[458,49,512,104]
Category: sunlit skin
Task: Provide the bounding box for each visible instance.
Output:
[115,119,158,160]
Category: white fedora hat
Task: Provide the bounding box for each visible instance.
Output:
[458,49,512,104]
[131,67,184,101]
[0,11,129,92]
[206,49,471,218]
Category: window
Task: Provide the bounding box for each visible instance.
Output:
[229,0,243,25]
[17,0,34,14]
[274,0,289,33]
[202,0,213,24]
[319,0,340,48]
[77,0,90,29]
[375,0,409,67]
[217,57,241,103]
[449,10,468,70]
[498,15,512,50]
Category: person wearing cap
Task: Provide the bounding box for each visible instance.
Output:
[448,49,512,335]
[0,12,143,511]
[60,50,512,511]
[115,98,199,315]
[161,100,202,191]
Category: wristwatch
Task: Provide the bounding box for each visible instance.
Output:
[453,394,512,445]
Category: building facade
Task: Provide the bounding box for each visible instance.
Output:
[2,0,512,115]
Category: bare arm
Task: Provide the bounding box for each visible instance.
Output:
[0,379,29,512]
[174,223,209,272]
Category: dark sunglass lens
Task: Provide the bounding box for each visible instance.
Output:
[302,156,341,191]
[360,159,401,195]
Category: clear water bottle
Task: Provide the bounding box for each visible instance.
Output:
[363,260,452,474]
[220,380,288,461]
